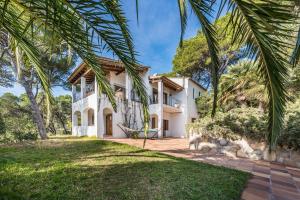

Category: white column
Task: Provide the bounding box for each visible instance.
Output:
[71,107,75,136]
[71,85,76,135]
[94,76,103,138]
[125,72,132,102]
[157,81,163,138]
[80,77,86,99]
[72,85,76,103]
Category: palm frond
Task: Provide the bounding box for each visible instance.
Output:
[291,26,300,66]
[223,0,296,149]
[177,0,187,47]
[0,1,53,105]
[188,0,220,118]
[1,0,149,125]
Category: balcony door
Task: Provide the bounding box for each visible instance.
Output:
[152,89,158,104]
[163,93,168,104]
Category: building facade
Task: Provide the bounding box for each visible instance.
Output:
[69,57,205,138]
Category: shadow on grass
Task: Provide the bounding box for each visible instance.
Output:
[0,139,250,200]
[1,160,249,200]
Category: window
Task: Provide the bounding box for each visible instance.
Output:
[163,120,169,131]
[199,91,201,97]
[193,88,195,99]
[152,89,158,104]
[163,93,168,104]
[114,85,125,99]
[88,109,94,126]
[151,117,156,129]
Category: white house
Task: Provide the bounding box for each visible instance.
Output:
[68,57,205,138]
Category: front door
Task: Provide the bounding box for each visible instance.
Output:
[106,114,112,136]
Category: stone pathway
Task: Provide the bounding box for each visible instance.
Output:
[104,138,300,200]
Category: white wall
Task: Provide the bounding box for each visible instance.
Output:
[72,92,97,137]
[186,79,205,122]
[71,71,203,139]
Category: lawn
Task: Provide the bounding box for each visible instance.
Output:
[0,137,250,200]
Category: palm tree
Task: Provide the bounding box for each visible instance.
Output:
[219,61,267,111]
[0,0,298,149]
[0,0,150,139]
[177,0,297,149]
[0,28,75,139]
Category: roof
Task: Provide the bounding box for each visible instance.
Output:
[158,76,207,91]
[149,75,184,91]
[187,78,207,91]
[68,57,150,84]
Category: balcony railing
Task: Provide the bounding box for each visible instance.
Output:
[73,92,81,102]
[85,83,95,97]
[149,95,181,108]
[165,96,181,108]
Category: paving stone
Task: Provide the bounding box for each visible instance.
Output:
[271,182,298,193]
[105,138,300,200]
[241,187,270,200]
[272,187,300,200]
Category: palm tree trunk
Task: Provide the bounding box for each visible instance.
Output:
[22,79,48,139]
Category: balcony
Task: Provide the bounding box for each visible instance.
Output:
[85,82,95,97]
[73,82,95,103]
[73,92,81,102]
[149,95,181,108]
[165,97,181,109]
[149,95,182,113]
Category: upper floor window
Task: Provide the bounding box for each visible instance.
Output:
[193,88,195,99]
[114,85,125,100]
[152,89,158,104]
[163,93,168,104]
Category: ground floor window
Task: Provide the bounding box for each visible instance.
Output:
[88,109,94,126]
[151,117,156,129]
[163,120,169,131]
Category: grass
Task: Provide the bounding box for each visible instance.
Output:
[0,137,250,200]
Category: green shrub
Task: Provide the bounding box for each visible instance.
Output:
[278,99,300,150]
[13,131,38,141]
[188,99,300,150]
[187,107,267,141]
[0,131,38,143]
[0,114,5,135]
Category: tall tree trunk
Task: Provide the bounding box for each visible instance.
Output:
[56,112,68,134]
[22,79,48,139]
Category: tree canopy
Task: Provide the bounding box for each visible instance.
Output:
[172,14,240,88]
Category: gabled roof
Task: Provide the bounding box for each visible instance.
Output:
[149,75,184,91]
[187,78,207,91]
[68,57,150,84]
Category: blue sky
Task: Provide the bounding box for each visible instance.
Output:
[0,0,201,97]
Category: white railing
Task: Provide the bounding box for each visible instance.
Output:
[85,83,95,97]
[73,93,81,102]
[166,96,181,108]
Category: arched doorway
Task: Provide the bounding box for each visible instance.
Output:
[103,108,113,136]
[73,111,81,126]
